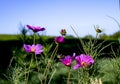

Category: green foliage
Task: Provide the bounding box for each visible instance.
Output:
[99,31,120,40]
[0,23,120,84]
[94,57,120,84]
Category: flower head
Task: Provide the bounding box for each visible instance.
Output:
[26,24,45,32]
[24,44,43,55]
[60,53,76,67]
[73,54,94,70]
[94,25,102,33]
[54,36,64,43]
[60,29,67,36]
[95,28,102,33]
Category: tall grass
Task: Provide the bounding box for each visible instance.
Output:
[0,24,119,84]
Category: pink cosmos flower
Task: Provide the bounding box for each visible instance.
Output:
[26,24,45,32]
[24,44,43,55]
[60,53,76,67]
[54,36,64,43]
[73,54,94,70]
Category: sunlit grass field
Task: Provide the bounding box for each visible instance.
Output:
[0,34,18,41]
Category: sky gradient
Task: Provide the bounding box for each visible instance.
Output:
[0,0,120,37]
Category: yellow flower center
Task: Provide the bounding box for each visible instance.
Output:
[81,62,85,65]
[31,48,35,52]
[81,62,90,68]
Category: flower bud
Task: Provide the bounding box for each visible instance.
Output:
[60,29,67,36]
[54,36,64,43]
[96,28,102,33]
[94,25,102,33]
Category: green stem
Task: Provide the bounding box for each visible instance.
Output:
[44,44,59,75]
[25,64,27,84]
[48,63,59,84]
[33,33,36,44]
[43,44,59,84]
[78,69,81,84]
[34,54,43,84]
[26,54,34,84]
[83,68,89,84]
[67,67,72,84]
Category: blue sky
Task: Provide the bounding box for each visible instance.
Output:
[0,0,120,37]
